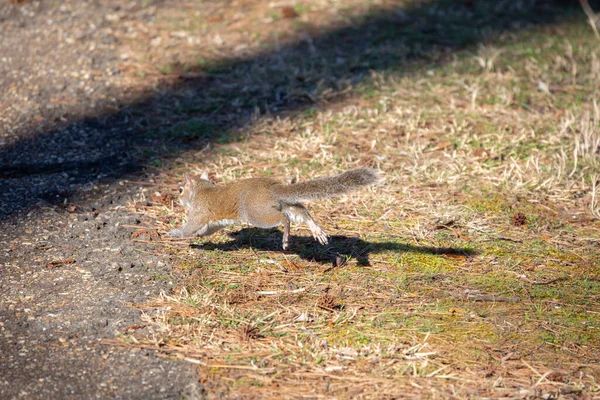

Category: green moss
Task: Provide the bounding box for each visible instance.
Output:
[401,253,455,273]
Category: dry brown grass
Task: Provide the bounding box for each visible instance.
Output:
[121,98,600,396]
[108,0,600,398]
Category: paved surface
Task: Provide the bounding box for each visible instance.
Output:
[0,186,203,399]
[0,1,203,398]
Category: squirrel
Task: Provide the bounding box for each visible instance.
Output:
[168,168,379,250]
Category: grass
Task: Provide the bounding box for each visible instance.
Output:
[108,0,600,398]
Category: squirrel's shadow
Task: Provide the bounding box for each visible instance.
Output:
[195,227,477,267]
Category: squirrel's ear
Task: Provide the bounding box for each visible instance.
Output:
[200,171,209,180]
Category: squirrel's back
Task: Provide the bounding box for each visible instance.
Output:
[171,168,379,241]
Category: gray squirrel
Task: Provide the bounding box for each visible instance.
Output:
[169,168,379,249]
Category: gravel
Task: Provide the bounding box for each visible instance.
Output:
[0,1,204,398]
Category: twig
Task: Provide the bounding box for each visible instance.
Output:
[121,224,156,230]
[259,259,288,273]
[530,277,566,285]
[184,357,207,366]
[46,257,76,269]
[300,325,329,350]
[256,288,305,296]
[102,339,200,357]
[103,339,271,370]
[131,238,190,246]
[202,364,272,371]
[447,291,519,303]
[290,372,373,382]
[123,180,178,188]
[508,271,567,285]
[317,304,337,312]
[479,236,522,243]
[534,370,555,388]
[426,365,451,378]
[522,359,556,388]
[580,0,600,40]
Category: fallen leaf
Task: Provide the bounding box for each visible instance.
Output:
[207,15,224,23]
[281,6,299,19]
[46,258,76,269]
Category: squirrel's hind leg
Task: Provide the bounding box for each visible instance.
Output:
[282,204,329,245]
[282,215,291,250]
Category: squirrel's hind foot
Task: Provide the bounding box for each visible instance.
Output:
[310,225,329,245]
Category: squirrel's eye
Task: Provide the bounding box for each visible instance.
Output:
[179,187,183,194]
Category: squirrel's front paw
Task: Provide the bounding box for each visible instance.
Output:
[168,228,184,238]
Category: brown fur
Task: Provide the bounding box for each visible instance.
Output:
[169,168,378,249]
[272,167,379,201]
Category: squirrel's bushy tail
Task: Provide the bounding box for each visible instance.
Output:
[274,168,379,202]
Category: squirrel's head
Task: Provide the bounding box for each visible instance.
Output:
[178,172,215,208]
